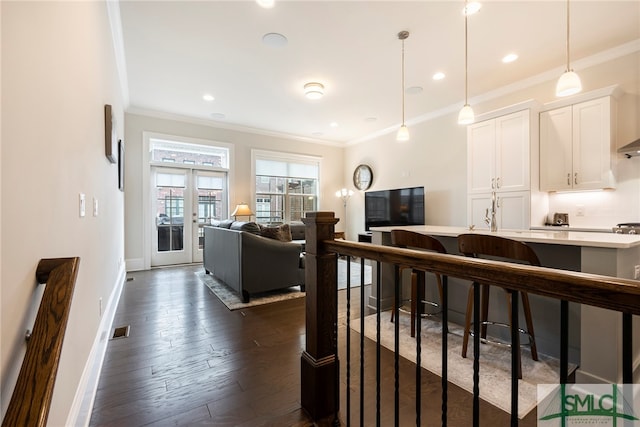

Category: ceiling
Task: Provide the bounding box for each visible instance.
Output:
[117,1,640,145]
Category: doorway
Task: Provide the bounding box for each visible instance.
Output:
[151,167,227,267]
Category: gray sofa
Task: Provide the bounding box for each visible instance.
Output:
[203,221,305,302]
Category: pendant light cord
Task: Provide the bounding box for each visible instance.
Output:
[565,0,571,71]
[464,3,469,105]
[401,37,406,125]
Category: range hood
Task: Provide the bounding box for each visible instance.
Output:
[618,138,640,158]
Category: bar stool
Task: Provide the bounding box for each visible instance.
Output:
[458,233,539,376]
[390,230,447,338]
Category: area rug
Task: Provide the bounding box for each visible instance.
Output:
[337,259,372,290]
[197,260,371,310]
[351,311,568,419]
[196,271,304,311]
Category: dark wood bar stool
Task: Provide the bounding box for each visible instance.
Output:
[390,230,447,338]
[458,233,539,376]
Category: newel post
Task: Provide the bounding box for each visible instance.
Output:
[301,211,339,420]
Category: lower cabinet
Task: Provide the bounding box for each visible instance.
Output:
[467,191,530,231]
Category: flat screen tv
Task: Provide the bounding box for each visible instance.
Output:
[364,186,425,231]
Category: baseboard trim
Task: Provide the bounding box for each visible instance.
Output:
[125,257,144,272]
[65,263,126,426]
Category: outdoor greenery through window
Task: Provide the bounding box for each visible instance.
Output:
[254,151,320,224]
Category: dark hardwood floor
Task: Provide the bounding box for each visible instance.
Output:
[89,264,536,426]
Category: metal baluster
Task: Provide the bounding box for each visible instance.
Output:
[394,265,400,427]
[376,261,381,427]
[560,300,568,384]
[442,275,448,427]
[416,271,422,426]
[346,256,351,426]
[473,282,480,427]
[360,257,365,427]
[623,313,632,383]
[511,291,519,427]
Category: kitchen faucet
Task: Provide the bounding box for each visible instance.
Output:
[485,191,498,232]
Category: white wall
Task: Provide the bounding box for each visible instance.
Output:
[124,113,346,269]
[345,50,640,232]
[1,2,125,425]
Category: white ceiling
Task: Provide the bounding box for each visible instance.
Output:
[117,1,640,144]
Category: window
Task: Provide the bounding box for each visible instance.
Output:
[253,150,320,224]
[151,139,229,168]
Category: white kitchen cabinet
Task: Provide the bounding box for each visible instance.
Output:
[540,96,616,191]
[467,110,530,194]
[467,108,532,230]
[467,191,530,231]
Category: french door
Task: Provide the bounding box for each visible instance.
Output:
[151,167,227,267]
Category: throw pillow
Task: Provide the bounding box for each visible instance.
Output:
[230,221,261,234]
[259,223,293,242]
[218,219,234,229]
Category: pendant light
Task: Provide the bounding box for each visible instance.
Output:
[556,0,582,97]
[458,0,475,125]
[396,31,410,142]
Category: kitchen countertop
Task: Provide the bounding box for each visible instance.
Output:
[369,225,640,249]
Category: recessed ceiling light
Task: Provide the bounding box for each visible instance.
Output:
[432,72,446,81]
[203,94,215,102]
[502,53,518,63]
[330,122,338,128]
[304,82,324,100]
[406,86,423,95]
[262,32,288,48]
[210,112,225,119]
[256,0,274,8]
[365,117,378,123]
[463,1,481,15]
[311,131,324,136]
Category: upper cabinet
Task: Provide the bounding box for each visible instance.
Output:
[540,95,617,191]
[468,109,530,194]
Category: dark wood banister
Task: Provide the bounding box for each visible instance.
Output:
[300,212,640,421]
[2,257,80,427]
[323,239,640,315]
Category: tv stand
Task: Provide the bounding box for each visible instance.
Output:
[357,232,372,243]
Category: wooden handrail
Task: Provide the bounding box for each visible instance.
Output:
[300,212,640,422]
[322,239,640,315]
[2,257,80,427]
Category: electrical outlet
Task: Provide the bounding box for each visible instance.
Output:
[634,265,640,280]
[576,205,585,217]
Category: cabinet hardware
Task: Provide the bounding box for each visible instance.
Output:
[496,177,501,189]
[574,172,578,185]
[567,173,571,185]
[491,178,495,189]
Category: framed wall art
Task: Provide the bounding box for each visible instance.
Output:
[104,104,117,164]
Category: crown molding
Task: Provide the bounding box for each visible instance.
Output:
[106,0,129,108]
[125,107,344,148]
[347,38,640,146]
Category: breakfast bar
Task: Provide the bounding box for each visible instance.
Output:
[369,225,640,384]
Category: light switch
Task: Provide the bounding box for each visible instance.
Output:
[79,193,86,217]
[93,197,99,217]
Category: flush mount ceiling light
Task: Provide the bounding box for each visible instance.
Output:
[556,0,582,97]
[396,30,410,142]
[304,82,324,100]
[458,0,475,125]
[202,94,214,102]
[432,72,446,81]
